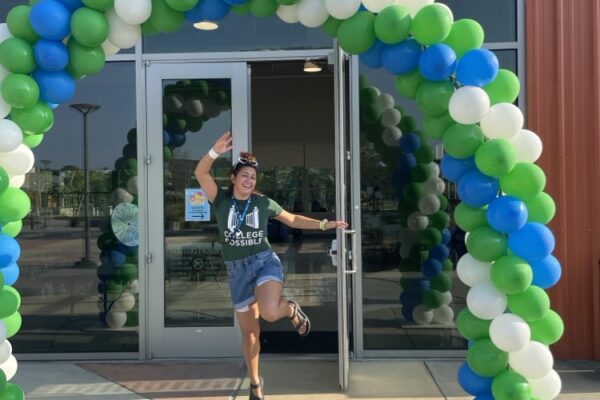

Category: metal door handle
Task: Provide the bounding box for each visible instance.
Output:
[345,230,357,274]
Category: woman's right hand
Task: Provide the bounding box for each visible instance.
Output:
[213,131,233,155]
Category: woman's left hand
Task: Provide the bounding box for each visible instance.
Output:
[326,220,349,230]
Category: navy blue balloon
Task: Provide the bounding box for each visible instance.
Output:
[441,228,451,244]
[399,132,421,153]
[456,48,499,87]
[486,195,528,234]
[422,258,443,278]
[429,244,449,261]
[30,0,71,40]
[400,291,421,309]
[109,250,126,267]
[396,153,417,171]
[32,70,76,104]
[531,254,561,289]
[359,40,385,69]
[474,394,495,400]
[0,235,20,268]
[457,362,493,396]
[418,43,457,82]
[34,40,69,72]
[440,155,476,183]
[163,130,171,145]
[56,0,84,12]
[401,304,416,321]
[509,222,555,262]
[170,132,187,147]
[223,0,246,4]
[122,143,137,158]
[381,38,422,75]
[185,0,230,22]
[457,170,500,208]
[1,263,20,286]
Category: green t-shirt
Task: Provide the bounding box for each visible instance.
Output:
[211,187,283,261]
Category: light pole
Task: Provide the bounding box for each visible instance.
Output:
[70,103,100,267]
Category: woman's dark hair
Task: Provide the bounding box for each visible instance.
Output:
[231,151,258,175]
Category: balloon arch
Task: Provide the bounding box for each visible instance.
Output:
[0,0,564,399]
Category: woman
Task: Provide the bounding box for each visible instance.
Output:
[195,131,348,400]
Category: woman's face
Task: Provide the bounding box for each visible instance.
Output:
[231,166,257,198]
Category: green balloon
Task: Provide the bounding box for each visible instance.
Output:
[7,5,40,44]
[67,37,106,79]
[442,258,453,271]
[484,69,521,105]
[0,287,21,319]
[337,11,376,55]
[456,308,491,340]
[127,128,137,144]
[466,226,507,262]
[430,273,451,292]
[0,167,8,196]
[475,139,517,178]
[422,289,443,308]
[491,255,532,294]
[500,162,546,201]
[0,188,31,224]
[322,16,342,38]
[411,3,453,45]
[0,220,23,238]
[374,5,412,44]
[508,285,550,322]
[0,383,25,400]
[150,0,184,32]
[186,117,203,132]
[141,18,159,35]
[0,38,36,74]
[528,309,564,345]
[1,74,39,109]
[0,369,5,391]
[416,81,454,116]
[442,19,484,59]
[395,69,425,99]
[164,145,173,162]
[23,133,44,149]
[411,164,432,183]
[165,0,199,11]
[399,114,417,133]
[418,227,442,247]
[231,3,250,15]
[415,144,435,164]
[492,370,531,400]
[423,112,453,140]
[404,182,424,201]
[525,191,556,224]
[10,101,54,135]
[438,195,449,212]
[82,0,113,11]
[2,311,22,338]
[360,86,379,106]
[467,338,509,377]
[71,8,108,47]
[454,203,488,232]
[442,123,484,159]
[429,211,450,230]
[248,0,278,18]
[276,0,299,4]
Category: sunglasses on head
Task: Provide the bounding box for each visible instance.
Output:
[236,157,259,167]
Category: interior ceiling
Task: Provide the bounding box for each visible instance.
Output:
[250,60,333,78]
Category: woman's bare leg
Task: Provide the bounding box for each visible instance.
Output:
[255,281,307,335]
[237,303,262,398]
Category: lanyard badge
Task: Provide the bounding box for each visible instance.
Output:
[230,195,252,237]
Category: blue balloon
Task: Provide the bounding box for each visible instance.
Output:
[1,263,20,286]
[396,153,417,171]
[0,235,20,268]
[185,0,230,22]
[34,40,69,72]
[359,40,385,69]
[30,0,71,40]
[486,195,528,233]
[457,170,500,208]
[223,0,245,4]
[399,291,421,309]
[509,222,555,262]
[457,362,493,396]
[381,38,422,75]
[399,132,421,153]
[47,103,60,109]
[429,244,449,261]
[407,278,430,293]
[56,0,84,12]
[32,70,76,104]
[474,394,495,400]
[440,155,476,183]
[163,130,171,145]
[109,250,126,267]
[122,143,137,159]
[422,258,443,278]
[531,254,561,289]
[456,48,499,87]
[169,133,187,147]
[418,43,457,81]
[441,228,451,244]
[401,304,416,321]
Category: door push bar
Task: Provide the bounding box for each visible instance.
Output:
[328,229,357,274]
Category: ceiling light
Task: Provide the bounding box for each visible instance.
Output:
[193,20,219,31]
[303,59,322,73]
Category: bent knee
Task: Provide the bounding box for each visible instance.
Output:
[260,307,281,322]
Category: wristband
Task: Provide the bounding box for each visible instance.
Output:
[319,219,328,231]
[208,148,220,159]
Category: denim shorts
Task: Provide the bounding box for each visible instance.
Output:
[224,249,285,312]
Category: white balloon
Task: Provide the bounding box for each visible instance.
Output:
[528,369,562,400]
[0,324,6,345]
[0,340,12,364]
[0,119,23,153]
[0,144,34,175]
[510,129,543,163]
[0,23,12,43]
[127,176,138,194]
[0,96,11,119]
[382,126,402,146]
[457,253,491,287]
[509,341,554,379]
[185,98,204,118]
[377,93,396,110]
[8,174,25,188]
[106,10,142,49]
[412,304,434,325]
[428,161,440,177]
[363,0,397,13]
[164,93,185,113]
[112,292,136,312]
[127,279,140,295]
[114,0,152,25]
[112,188,134,205]
[106,310,127,329]
[489,313,531,352]
[418,194,440,215]
[466,282,507,320]
[324,0,361,19]
[297,0,330,28]
[381,108,402,128]
[407,212,428,231]
[432,304,454,324]
[423,176,445,196]
[449,86,490,124]
[480,103,524,140]
[101,39,121,57]
[395,0,435,16]
[440,290,453,305]
[276,4,300,24]
[0,355,17,380]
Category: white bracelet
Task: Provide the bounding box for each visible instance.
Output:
[208,148,220,159]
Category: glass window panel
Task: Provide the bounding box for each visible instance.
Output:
[15,62,138,353]
[143,13,332,53]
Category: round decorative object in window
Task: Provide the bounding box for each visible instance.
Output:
[111,202,139,247]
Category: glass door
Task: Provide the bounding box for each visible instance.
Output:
[146,62,249,357]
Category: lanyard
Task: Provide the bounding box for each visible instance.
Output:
[231,195,252,234]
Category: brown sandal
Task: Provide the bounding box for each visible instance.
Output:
[288,300,311,337]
